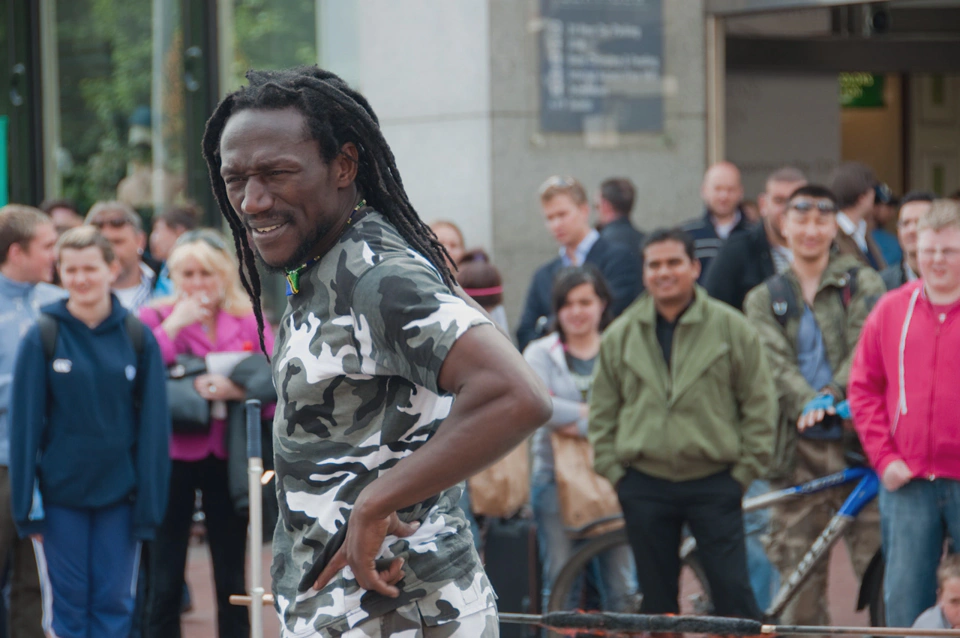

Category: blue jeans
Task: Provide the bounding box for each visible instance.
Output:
[40,503,140,638]
[531,473,636,613]
[744,480,779,612]
[879,478,960,628]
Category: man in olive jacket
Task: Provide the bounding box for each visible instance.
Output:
[744,185,884,634]
[590,227,776,619]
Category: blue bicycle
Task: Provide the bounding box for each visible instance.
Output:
[548,460,885,625]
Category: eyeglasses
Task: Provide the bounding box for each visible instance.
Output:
[790,200,837,214]
[918,247,960,260]
[176,229,229,252]
[90,217,131,229]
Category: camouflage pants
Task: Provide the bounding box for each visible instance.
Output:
[767,439,880,635]
[341,576,499,638]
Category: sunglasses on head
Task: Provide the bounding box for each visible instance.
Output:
[90,217,131,229]
[177,229,228,252]
[790,200,837,214]
[538,175,577,195]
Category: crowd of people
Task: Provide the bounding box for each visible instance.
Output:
[0,200,274,637]
[0,151,959,638]
[509,162,960,635]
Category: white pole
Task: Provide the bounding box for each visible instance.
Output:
[245,400,264,638]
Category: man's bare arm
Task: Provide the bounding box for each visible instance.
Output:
[314,324,551,595]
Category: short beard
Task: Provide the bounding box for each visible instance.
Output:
[250,219,337,274]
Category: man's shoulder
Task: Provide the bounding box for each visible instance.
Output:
[871,279,922,319]
[680,213,712,237]
[703,293,754,330]
[880,263,904,291]
[912,605,949,630]
[312,213,446,301]
[586,236,633,266]
[531,256,563,283]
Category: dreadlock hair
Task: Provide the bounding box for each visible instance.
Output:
[201,66,457,354]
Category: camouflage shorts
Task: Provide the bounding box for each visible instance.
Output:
[339,574,499,638]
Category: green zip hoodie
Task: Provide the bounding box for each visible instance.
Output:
[589,286,777,488]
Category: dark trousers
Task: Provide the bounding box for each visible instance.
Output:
[144,456,249,638]
[617,468,761,619]
[0,467,43,638]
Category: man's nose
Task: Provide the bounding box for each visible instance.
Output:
[242,178,273,215]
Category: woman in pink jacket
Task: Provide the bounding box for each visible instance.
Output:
[139,229,275,638]
[848,199,960,630]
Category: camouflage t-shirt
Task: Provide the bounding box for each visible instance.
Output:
[271,212,492,637]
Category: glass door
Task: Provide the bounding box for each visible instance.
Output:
[0,0,44,206]
[38,0,223,225]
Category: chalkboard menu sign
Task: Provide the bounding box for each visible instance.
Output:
[539,0,663,133]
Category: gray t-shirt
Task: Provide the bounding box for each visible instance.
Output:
[271,212,492,636]
[913,605,952,635]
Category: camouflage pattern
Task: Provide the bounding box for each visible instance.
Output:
[341,572,499,638]
[743,254,886,480]
[271,212,494,637]
[765,438,880,634]
[744,254,883,633]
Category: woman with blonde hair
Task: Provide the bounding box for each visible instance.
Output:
[139,229,276,638]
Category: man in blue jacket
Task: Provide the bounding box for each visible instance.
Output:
[0,204,63,638]
[517,176,641,350]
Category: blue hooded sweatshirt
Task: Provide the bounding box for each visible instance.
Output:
[10,296,171,540]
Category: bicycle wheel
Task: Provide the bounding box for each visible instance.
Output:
[547,528,712,616]
[868,557,885,627]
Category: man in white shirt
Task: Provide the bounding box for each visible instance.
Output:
[828,162,887,270]
[516,176,640,350]
[85,201,157,311]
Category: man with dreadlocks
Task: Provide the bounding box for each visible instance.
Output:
[202,66,551,638]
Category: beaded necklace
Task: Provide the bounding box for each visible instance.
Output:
[284,199,366,295]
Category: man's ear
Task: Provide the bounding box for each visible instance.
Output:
[336,142,360,187]
[5,242,24,265]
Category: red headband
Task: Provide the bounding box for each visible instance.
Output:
[462,285,503,297]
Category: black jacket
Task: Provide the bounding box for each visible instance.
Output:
[516,236,641,351]
[681,209,752,282]
[703,222,776,311]
[599,217,645,263]
[880,262,909,291]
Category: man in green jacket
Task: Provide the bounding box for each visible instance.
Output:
[744,185,884,633]
[590,227,776,618]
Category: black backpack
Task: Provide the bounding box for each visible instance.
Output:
[765,266,862,328]
[37,312,144,361]
[36,313,146,408]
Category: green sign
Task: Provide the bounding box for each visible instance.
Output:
[0,117,7,207]
[840,73,885,108]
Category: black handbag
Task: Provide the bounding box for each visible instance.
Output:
[167,354,210,434]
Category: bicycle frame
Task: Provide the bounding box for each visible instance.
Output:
[677,466,879,618]
[752,467,880,619]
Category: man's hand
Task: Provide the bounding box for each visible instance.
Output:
[881,460,914,492]
[312,502,420,597]
[797,393,836,432]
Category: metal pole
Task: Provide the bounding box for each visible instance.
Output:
[246,399,264,638]
[499,612,960,637]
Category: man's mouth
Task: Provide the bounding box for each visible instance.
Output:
[250,221,288,237]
